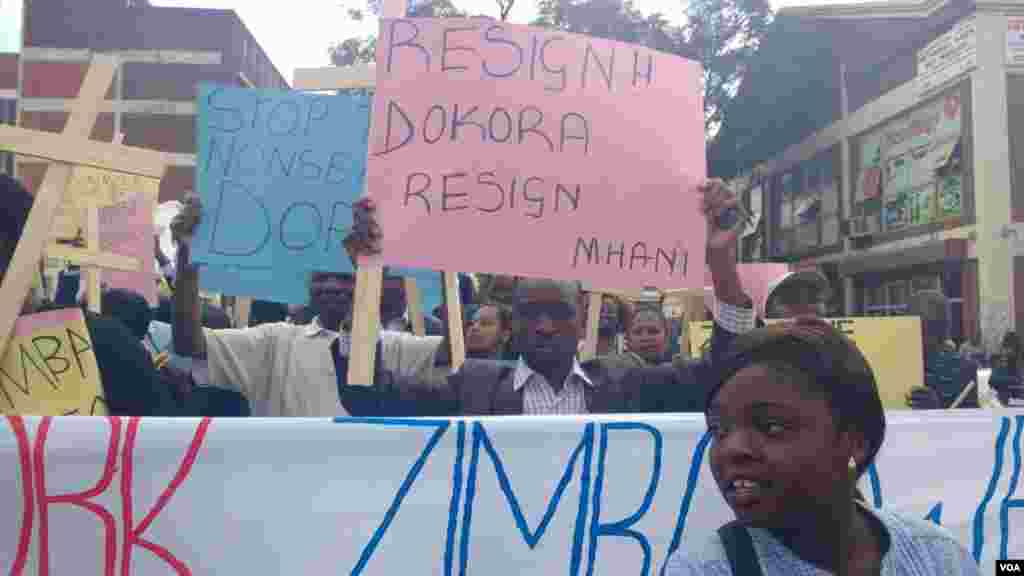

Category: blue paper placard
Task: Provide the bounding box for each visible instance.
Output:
[191,84,371,303]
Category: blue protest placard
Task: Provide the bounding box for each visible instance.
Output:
[191,84,371,303]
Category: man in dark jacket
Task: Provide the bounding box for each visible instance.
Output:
[338,179,755,416]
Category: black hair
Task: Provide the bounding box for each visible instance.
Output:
[0,174,35,278]
[201,304,233,330]
[249,299,288,327]
[707,318,886,478]
[101,289,153,341]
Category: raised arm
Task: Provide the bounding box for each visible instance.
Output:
[169,195,206,359]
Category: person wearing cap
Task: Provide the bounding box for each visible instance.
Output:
[169,196,446,417]
[763,269,831,321]
[665,318,979,575]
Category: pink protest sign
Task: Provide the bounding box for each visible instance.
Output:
[99,192,157,306]
[703,263,791,319]
[367,18,706,289]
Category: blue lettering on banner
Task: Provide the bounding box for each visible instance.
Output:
[332,418,452,575]
[973,416,1012,562]
[445,422,467,576]
[459,422,595,576]
[324,415,1024,573]
[659,430,712,575]
[1002,417,1024,560]
[587,423,662,576]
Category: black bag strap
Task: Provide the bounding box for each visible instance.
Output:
[717,522,764,576]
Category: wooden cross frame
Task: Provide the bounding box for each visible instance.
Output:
[294,18,466,386]
[0,55,169,356]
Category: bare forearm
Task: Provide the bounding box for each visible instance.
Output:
[172,244,206,358]
[708,244,749,307]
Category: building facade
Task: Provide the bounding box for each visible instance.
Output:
[727,0,1024,351]
[10,0,287,203]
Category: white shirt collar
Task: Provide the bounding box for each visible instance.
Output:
[512,356,594,391]
[304,316,338,338]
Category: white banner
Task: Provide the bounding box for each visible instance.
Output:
[1,412,1022,574]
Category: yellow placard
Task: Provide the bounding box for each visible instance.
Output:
[689,317,924,409]
[52,165,160,240]
[0,308,107,415]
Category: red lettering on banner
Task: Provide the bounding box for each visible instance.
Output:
[33,416,122,576]
[7,416,34,576]
[119,417,211,576]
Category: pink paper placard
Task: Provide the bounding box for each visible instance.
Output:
[12,308,85,336]
[367,18,707,289]
[99,193,157,306]
[703,263,790,318]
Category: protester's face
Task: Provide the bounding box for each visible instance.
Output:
[707,364,853,530]
[466,305,506,354]
[516,286,580,371]
[627,312,667,362]
[309,272,355,318]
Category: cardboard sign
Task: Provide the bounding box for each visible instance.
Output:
[0,413,1015,574]
[97,191,158,305]
[689,317,923,408]
[191,85,372,304]
[367,18,706,290]
[703,263,790,319]
[0,309,106,416]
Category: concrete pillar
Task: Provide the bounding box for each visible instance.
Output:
[842,275,856,316]
[971,12,1015,353]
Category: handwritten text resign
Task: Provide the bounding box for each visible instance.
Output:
[369,19,706,287]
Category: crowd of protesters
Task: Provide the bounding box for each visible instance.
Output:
[0,170,988,574]
[1,171,1004,418]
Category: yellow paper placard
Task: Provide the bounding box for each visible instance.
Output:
[689,317,924,409]
[0,308,107,415]
[52,165,160,240]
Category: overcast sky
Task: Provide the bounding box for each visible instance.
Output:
[0,0,866,81]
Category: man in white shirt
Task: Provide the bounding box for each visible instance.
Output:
[169,197,443,417]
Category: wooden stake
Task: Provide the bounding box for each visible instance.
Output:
[444,272,466,370]
[404,277,426,336]
[348,266,383,386]
[235,297,252,328]
[0,56,118,356]
[84,201,102,313]
[581,292,603,361]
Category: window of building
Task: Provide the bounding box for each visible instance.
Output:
[852,85,964,236]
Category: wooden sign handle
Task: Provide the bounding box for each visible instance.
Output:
[443,272,466,370]
[0,56,117,358]
[347,266,383,386]
[404,277,425,336]
[581,292,603,361]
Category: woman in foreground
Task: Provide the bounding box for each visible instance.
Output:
[665,318,979,575]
